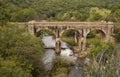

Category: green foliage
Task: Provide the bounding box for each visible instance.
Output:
[36,29,55,37]
[85,44,119,77]
[114,26,120,42]
[92,13,103,21]
[88,56,119,77]
[1,0,120,22]
[0,8,9,26]
[86,29,106,48]
[0,2,9,25]
[106,4,120,42]
[62,29,79,37]
[55,9,90,21]
[112,23,120,42]
[0,58,31,77]
[61,30,79,46]
[106,4,120,22]
[85,29,118,77]
[10,8,37,22]
[88,7,111,21]
[87,32,96,38]
[0,0,21,25]
[53,57,72,69]
[0,25,45,77]
[1,0,120,77]
[61,38,77,46]
[108,10,120,22]
[88,40,116,61]
[49,57,72,77]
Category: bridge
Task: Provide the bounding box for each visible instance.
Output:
[25,21,114,54]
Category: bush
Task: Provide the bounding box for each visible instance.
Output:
[85,50,119,77]
[49,57,72,77]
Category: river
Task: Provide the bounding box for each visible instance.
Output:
[42,35,84,77]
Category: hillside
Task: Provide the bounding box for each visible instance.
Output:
[1,0,120,22]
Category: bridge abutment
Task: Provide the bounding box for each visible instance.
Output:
[28,21,36,35]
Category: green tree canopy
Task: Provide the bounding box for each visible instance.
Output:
[0,25,45,77]
[10,8,37,22]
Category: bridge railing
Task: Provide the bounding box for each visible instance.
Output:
[31,22,114,28]
[12,21,114,28]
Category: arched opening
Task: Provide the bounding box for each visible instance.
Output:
[87,29,106,40]
[36,29,56,49]
[86,29,106,48]
[36,29,55,37]
[60,29,81,46]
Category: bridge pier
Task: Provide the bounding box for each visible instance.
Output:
[78,29,87,51]
[74,31,78,44]
[78,37,87,51]
[82,37,87,51]
[55,38,61,55]
[78,36,82,51]
[55,30,61,55]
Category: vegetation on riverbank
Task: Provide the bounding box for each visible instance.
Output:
[48,56,73,77]
[85,41,119,77]
[0,24,45,77]
[61,30,79,46]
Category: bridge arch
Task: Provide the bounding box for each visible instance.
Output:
[59,29,81,46]
[60,28,81,37]
[86,29,106,40]
[86,29,107,48]
[36,29,56,37]
[86,28,106,36]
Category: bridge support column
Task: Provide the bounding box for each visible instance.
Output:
[55,38,61,55]
[82,37,86,51]
[78,37,87,51]
[74,31,78,43]
[80,29,87,51]
[55,30,61,55]
[78,36,82,51]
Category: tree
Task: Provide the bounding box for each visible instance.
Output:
[0,24,45,77]
[0,58,31,77]
[11,8,37,22]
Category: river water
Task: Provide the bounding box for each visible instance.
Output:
[42,35,84,77]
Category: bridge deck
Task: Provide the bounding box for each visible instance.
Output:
[28,22,114,27]
[16,21,114,27]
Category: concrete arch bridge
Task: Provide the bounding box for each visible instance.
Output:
[27,21,114,54]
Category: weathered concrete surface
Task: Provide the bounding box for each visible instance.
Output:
[19,21,114,53]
